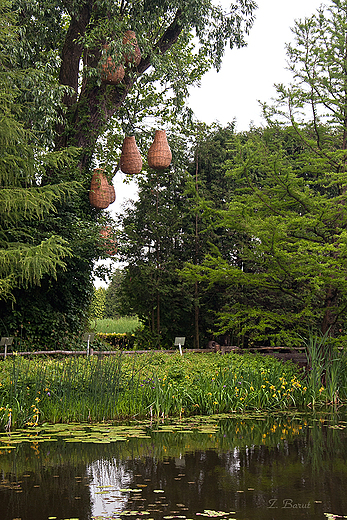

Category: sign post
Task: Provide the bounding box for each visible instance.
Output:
[82,333,95,356]
[0,337,13,359]
[174,337,186,356]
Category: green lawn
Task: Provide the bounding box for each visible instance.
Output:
[93,316,140,333]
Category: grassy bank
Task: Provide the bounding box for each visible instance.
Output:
[2,351,342,431]
[93,317,140,334]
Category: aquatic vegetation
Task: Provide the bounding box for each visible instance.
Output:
[0,351,344,431]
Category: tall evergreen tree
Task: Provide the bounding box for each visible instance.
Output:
[0,0,77,305]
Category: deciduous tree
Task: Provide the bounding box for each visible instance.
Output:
[0,0,256,344]
[183,0,347,350]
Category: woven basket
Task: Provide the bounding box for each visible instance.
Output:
[123,30,141,66]
[120,136,143,174]
[101,51,125,85]
[108,184,116,204]
[100,226,117,256]
[89,169,111,209]
[147,130,172,170]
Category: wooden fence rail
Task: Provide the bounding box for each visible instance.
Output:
[0,346,309,367]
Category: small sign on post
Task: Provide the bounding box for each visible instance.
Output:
[0,337,13,359]
[82,333,95,356]
[174,337,186,356]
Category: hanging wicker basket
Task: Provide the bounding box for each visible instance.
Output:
[89,169,111,209]
[122,30,141,66]
[101,46,125,85]
[147,130,172,170]
[108,184,116,204]
[100,226,117,256]
[120,136,143,174]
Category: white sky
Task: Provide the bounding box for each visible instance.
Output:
[188,0,324,131]
[97,0,324,286]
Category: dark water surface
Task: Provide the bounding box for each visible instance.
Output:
[0,411,347,520]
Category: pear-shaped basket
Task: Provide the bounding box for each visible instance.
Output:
[147,130,172,170]
[101,46,125,85]
[100,226,117,256]
[108,184,116,204]
[120,136,143,175]
[89,169,111,209]
[123,30,141,66]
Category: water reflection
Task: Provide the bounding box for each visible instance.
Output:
[0,412,347,520]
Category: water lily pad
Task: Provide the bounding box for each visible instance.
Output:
[196,511,229,517]
[119,489,143,493]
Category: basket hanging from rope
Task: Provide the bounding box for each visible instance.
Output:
[108,184,116,204]
[123,30,141,66]
[89,169,111,209]
[101,46,125,85]
[147,130,172,170]
[120,136,143,174]
[100,226,117,256]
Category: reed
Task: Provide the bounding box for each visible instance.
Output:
[302,331,347,406]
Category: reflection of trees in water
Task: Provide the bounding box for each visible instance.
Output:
[87,459,132,515]
[0,460,93,520]
[1,415,347,519]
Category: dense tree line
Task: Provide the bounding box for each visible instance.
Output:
[3,0,347,356]
[0,0,256,346]
[110,0,347,354]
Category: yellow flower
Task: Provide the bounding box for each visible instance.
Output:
[319,386,325,393]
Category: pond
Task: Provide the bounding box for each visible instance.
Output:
[0,411,346,520]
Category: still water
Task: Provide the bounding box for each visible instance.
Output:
[0,411,346,520]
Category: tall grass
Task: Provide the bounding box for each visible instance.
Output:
[304,331,347,407]
[0,352,317,431]
[303,331,347,406]
[93,316,140,333]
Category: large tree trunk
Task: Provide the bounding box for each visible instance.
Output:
[321,285,339,336]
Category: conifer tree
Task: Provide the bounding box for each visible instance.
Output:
[0,0,77,303]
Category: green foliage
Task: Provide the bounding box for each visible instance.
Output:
[116,124,238,348]
[90,287,107,319]
[182,126,347,345]
[0,0,79,303]
[182,1,347,349]
[95,332,135,349]
[302,330,347,406]
[0,0,256,346]
[103,269,124,318]
[0,352,316,430]
[93,316,140,333]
